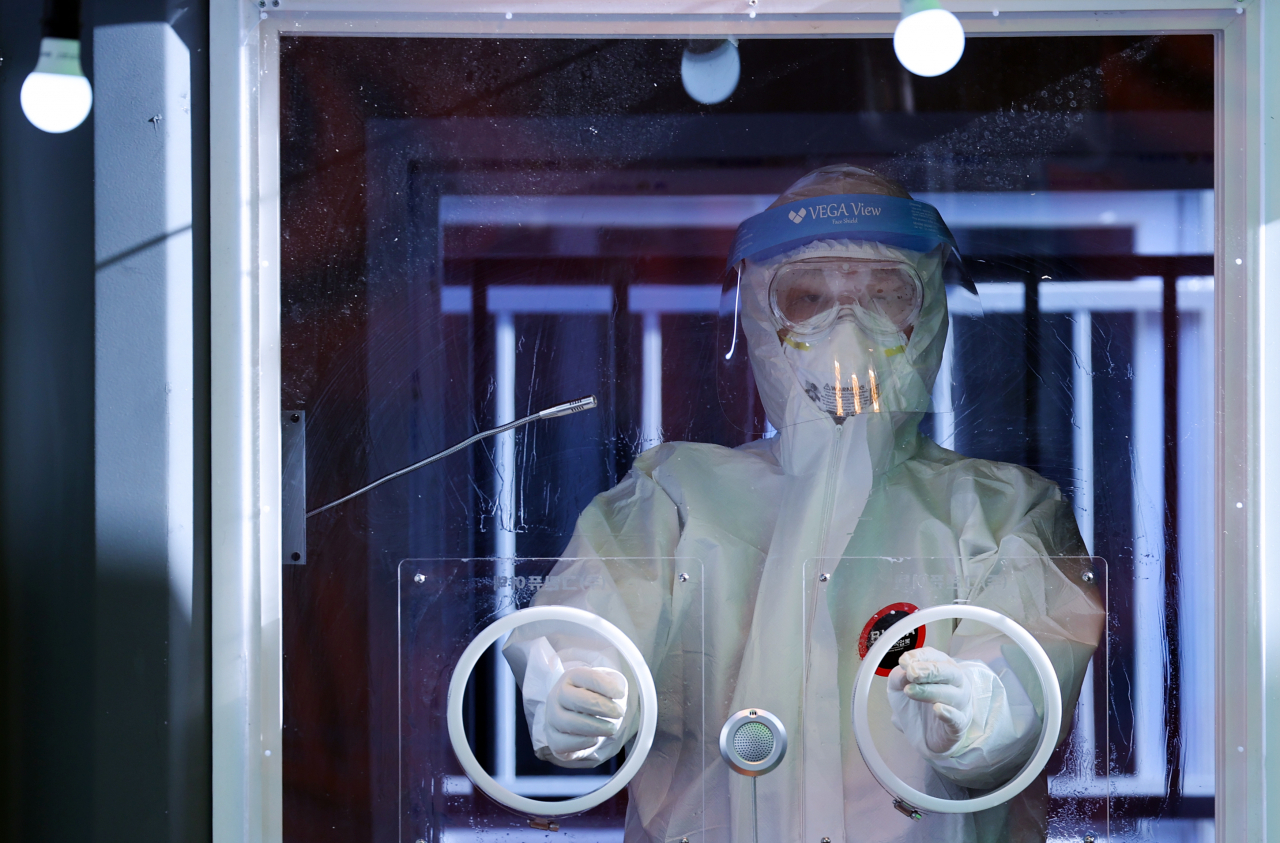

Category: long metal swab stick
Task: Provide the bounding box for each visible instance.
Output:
[306,395,598,518]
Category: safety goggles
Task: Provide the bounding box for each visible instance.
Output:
[769,258,923,340]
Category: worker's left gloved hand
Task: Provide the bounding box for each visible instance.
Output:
[887,646,996,756]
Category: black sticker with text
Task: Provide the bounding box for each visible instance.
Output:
[858,602,925,677]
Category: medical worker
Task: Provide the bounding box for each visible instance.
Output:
[504,165,1104,843]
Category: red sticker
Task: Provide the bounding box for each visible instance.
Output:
[858,602,925,677]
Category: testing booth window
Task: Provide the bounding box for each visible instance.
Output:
[278,34,1214,843]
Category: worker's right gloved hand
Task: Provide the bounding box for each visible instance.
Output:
[888,647,983,755]
[544,666,629,761]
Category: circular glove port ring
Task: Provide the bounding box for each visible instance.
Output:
[851,604,1063,815]
[446,605,659,817]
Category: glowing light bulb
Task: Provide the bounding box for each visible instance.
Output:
[21,38,93,133]
[893,2,965,78]
[681,39,740,105]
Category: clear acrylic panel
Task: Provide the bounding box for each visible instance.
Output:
[398,557,704,843]
[801,557,1109,841]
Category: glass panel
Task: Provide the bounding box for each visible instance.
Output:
[801,557,1108,841]
[399,558,704,842]
[282,31,1214,843]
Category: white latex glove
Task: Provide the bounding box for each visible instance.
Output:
[544,666,629,762]
[887,646,983,755]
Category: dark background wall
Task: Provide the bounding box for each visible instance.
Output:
[0,1,209,841]
[0,1,95,839]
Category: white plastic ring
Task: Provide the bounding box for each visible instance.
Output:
[852,604,1063,815]
[446,605,659,817]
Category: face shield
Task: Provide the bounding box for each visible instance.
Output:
[716,193,980,437]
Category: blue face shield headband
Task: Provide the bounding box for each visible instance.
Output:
[726,194,972,291]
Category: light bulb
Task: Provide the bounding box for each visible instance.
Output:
[681,39,740,105]
[21,37,93,133]
[893,4,965,78]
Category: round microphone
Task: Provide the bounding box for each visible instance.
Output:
[719,708,787,777]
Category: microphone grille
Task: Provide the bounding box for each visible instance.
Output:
[733,720,775,763]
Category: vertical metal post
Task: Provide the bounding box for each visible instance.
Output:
[641,311,663,452]
[1177,279,1215,796]
[493,310,517,785]
[1023,270,1041,472]
[750,777,759,843]
[494,310,517,562]
[1070,308,1096,779]
[1072,309,1095,553]
[1161,272,1183,807]
[94,21,201,843]
[933,315,956,449]
[1132,306,1167,792]
[210,4,268,842]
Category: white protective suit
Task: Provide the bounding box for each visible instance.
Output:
[504,167,1104,843]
